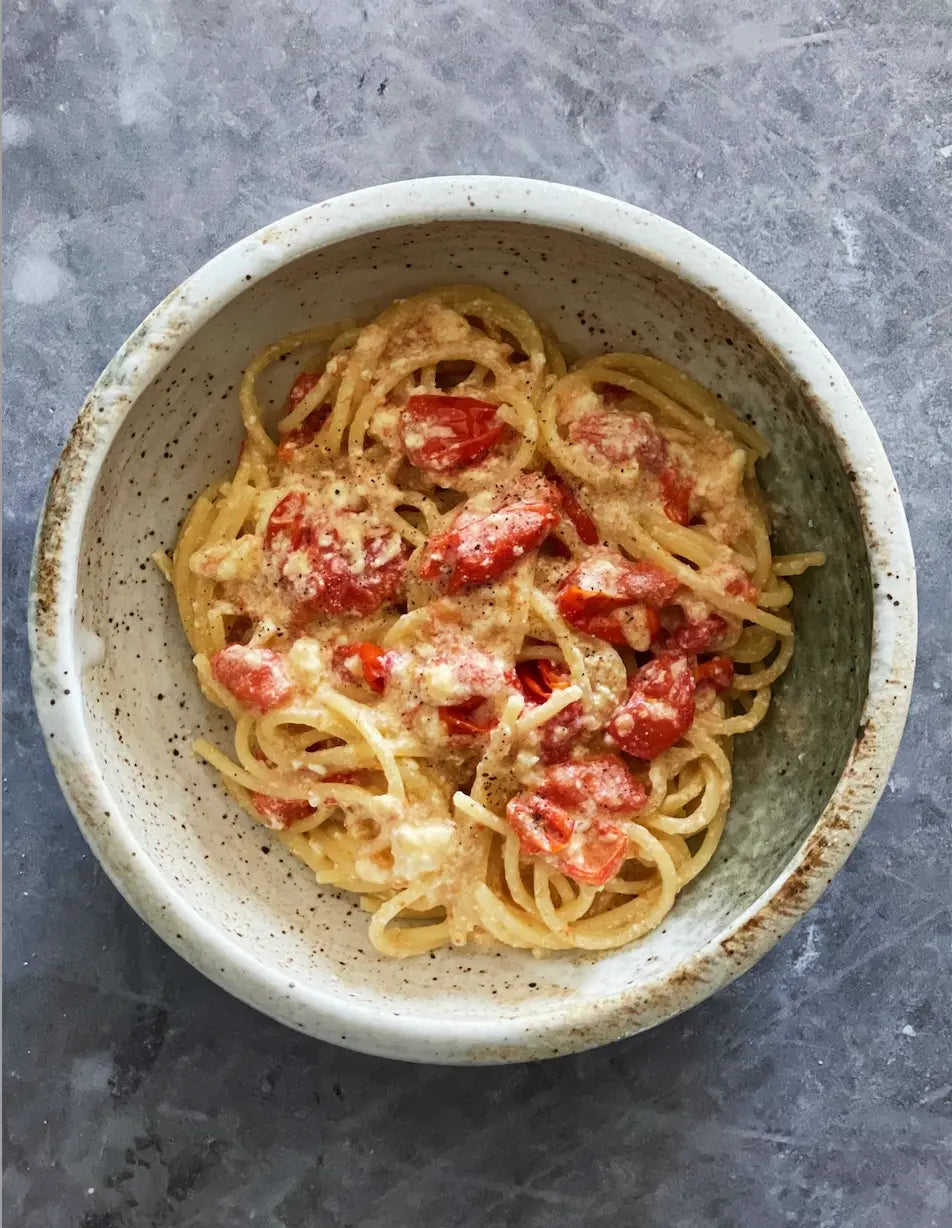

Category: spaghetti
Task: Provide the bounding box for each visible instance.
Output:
[157,286,825,957]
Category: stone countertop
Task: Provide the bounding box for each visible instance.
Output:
[3,2,950,1225]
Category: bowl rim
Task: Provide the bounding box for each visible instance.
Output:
[29,175,917,1063]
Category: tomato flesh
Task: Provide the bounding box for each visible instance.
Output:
[607,652,696,759]
[420,480,562,592]
[265,491,406,617]
[568,409,695,524]
[506,794,575,855]
[211,645,294,714]
[556,549,679,644]
[400,394,509,472]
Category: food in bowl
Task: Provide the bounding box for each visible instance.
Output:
[156,284,825,957]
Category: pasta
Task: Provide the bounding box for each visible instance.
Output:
[156,286,825,957]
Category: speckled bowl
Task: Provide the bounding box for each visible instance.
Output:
[30,177,916,1064]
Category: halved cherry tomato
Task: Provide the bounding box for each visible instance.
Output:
[659,465,694,526]
[726,571,761,605]
[670,613,728,655]
[420,481,562,592]
[505,794,574,855]
[556,549,679,643]
[333,642,390,692]
[608,652,696,759]
[538,698,586,761]
[541,754,648,815]
[568,410,668,470]
[265,491,406,617]
[544,465,599,545]
[557,820,628,886]
[695,656,735,691]
[211,645,294,714]
[400,394,509,473]
[568,410,695,524]
[250,793,315,828]
[515,657,571,703]
[277,374,330,463]
[438,696,497,737]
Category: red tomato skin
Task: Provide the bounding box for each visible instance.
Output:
[544,465,599,545]
[670,613,728,655]
[608,653,697,760]
[506,794,575,856]
[400,394,508,472]
[695,656,735,691]
[567,410,695,523]
[568,410,668,470]
[420,481,562,592]
[332,642,391,692]
[265,491,406,617]
[211,645,294,714]
[556,550,679,643]
[250,793,315,828]
[541,754,648,815]
[557,820,628,886]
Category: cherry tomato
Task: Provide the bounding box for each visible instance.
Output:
[608,652,696,759]
[211,645,294,714]
[544,465,599,545]
[400,394,509,472]
[515,657,571,703]
[568,410,695,524]
[725,571,761,605]
[250,793,315,828]
[420,481,561,592]
[670,613,728,655]
[538,698,587,761]
[332,642,390,692]
[265,491,406,617]
[568,409,668,470]
[277,374,330,463]
[438,696,497,737]
[659,465,694,525]
[695,656,735,691]
[556,549,679,643]
[506,793,575,856]
[557,819,629,886]
[541,754,648,814]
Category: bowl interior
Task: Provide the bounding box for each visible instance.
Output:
[74,219,872,1037]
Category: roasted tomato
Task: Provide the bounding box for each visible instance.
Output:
[505,755,645,885]
[265,491,406,617]
[541,754,648,815]
[557,820,629,886]
[607,652,696,759]
[399,394,509,472]
[515,657,572,702]
[438,696,497,737]
[556,548,679,644]
[567,408,695,523]
[543,465,599,545]
[249,793,315,829]
[277,373,330,462]
[211,645,294,714]
[670,612,728,655]
[419,478,562,592]
[695,656,735,691]
[332,642,391,692]
[505,793,575,855]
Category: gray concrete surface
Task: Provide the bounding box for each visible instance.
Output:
[3,2,950,1225]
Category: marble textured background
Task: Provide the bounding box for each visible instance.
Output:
[3,1,950,1225]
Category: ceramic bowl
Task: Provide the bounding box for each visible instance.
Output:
[30,177,916,1063]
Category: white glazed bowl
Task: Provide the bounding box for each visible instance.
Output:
[30,178,916,1063]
